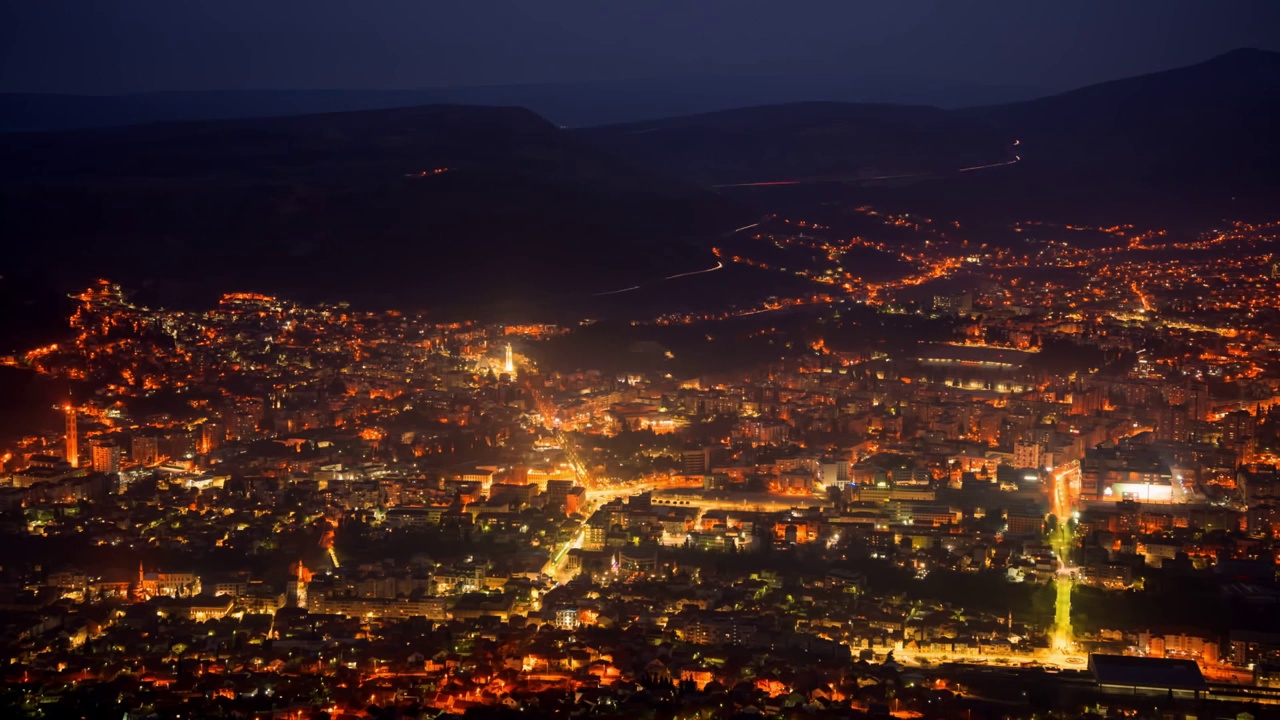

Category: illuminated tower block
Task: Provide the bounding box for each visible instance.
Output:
[65,403,78,468]
[90,441,122,474]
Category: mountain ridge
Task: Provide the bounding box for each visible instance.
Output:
[0,103,742,315]
[0,77,1051,133]
[577,101,1012,187]
[575,47,1280,226]
[4,47,1279,314]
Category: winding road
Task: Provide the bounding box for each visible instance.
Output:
[589,219,762,296]
[711,139,1022,188]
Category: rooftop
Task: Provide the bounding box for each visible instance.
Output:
[1089,653,1207,690]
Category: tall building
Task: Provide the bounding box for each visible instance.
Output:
[290,562,310,609]
[1156,404,1189,443]
[821,460,850,489]
[1080,446,1174,502]
[198,421,224,455]
[1166,384,1208,421]
[131,434,160,466]
[1070,386,1104,416]
[1222,409,1256,452]
[1014,441,1043,470]
[503,343,515,376]
[159,432,196,462]
[90,441,122,475]
[544,479,575,512]
[64,403,78,468]
[682,446,713,475]
[932,292,973,316]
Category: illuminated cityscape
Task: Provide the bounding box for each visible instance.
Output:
[0,201,1277,716]
[3,5,1280,719]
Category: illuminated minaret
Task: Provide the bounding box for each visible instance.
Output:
[64,401,78,468]
[294,561,308,609]
[503,343,515,376]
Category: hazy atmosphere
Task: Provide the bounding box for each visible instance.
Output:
[4,1,1279,98]
[3,3,1280,720]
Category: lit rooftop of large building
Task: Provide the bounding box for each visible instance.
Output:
[1089,653,1207,695]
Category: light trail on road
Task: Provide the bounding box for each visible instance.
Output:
[591,285,641,297]
[711,172,928,188]
[712,180,804,188]
[958,156,1020,172]
[714,144,1024,188]
[663,261,723,280]
[1131,281,1154,312]
[590,253,725,296]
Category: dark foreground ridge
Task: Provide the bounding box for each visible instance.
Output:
[0,104,739,313]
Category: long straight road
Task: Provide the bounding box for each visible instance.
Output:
[1047,460,1081,654]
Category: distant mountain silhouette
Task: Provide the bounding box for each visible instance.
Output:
[0,78,1049,133]
[578,102,1013,186]
[3,49,1278,318]
[0,105,740,313]
[968,48,1280,188]
[579,49,1280,222]
[917,48,1280,223]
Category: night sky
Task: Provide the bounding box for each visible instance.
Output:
[3,0,1279,100]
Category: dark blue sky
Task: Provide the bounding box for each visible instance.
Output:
[3,0,1279,97]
